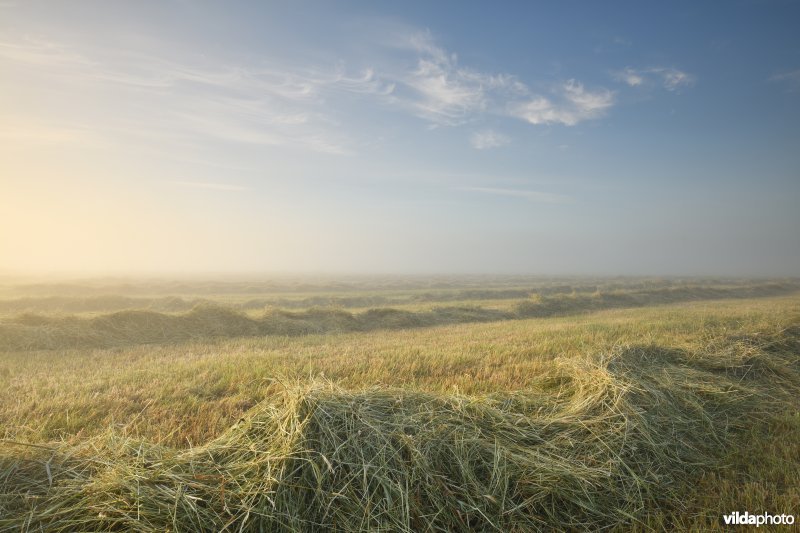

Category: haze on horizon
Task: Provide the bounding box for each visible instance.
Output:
[1,1,799,277]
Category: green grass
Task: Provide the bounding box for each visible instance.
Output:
[0,279,798,531]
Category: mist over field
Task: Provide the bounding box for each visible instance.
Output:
[1,1,799,532]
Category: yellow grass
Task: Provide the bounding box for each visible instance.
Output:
[0,280,798,531]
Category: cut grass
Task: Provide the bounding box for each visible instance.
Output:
[1,287,798,531]
[2,279,795,315]
[2,296,798,447]
[1,282,797,351]
[1,325,797,531]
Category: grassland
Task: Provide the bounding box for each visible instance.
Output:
[0,277,798,531]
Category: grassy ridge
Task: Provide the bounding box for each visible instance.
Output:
[1,282,797,351]
[3,275,765,297]
[5,297,796,448]
[2,325,798,531]
[1,279,795,314]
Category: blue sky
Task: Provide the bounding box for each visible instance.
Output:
[1,0,798,275]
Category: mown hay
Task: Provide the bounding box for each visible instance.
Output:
[1,283,797,352]
[1,328,798,531]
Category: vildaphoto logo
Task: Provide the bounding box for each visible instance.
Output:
[723,511,795,527]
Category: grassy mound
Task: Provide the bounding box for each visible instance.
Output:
[1,328,798,531]
[1,283,798,351]
[1,279,795,314]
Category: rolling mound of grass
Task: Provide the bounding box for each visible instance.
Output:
[1,282,797,351]
[2,327,797,531]
[1,279,796,315]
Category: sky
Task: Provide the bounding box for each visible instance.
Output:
[1,0,799,276]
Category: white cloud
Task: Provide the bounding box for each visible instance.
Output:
[407,30,452,66]
[0,36,390,156]
[770,69,800,91]
[614,67,644,87]
[391,32,613,128]
[511,80,614,126]
[614,66,695,91]
[460,186,569,203]
[654,68,695,91]
[470,129,510,150]
[407,58,487,123]
[1,28,624,157]
[393,31,529,125]
[328,67,396,96]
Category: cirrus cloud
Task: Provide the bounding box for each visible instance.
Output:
[614,66,695,92]
[510,80,614,126]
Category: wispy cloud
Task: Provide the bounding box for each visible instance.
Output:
[510,80,614,126]
[1,27,623,159]
[459,186,570,203]
[470,129,510,150]
[614,66,695,92]
[393,31,526,125]
[770,69,800,92]
[170,181,250,192]
[406,57,487,124]
[0,36,389,156]
[0,37,96,69]
[391,32,614,129]
[614,67,644,87]
[656,68,695,91]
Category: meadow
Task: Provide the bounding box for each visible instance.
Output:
[0,277,798,531]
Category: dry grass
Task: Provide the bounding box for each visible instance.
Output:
[1,279,794,316]
[1,281,796,351]
[1,325,798,531]
[0,283,798,531]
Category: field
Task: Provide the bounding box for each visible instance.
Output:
[1,277,799,531]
